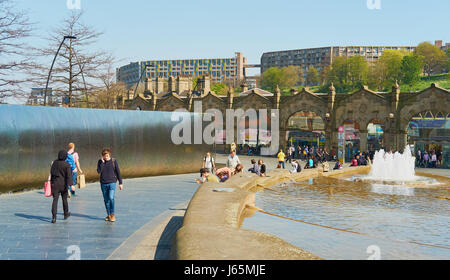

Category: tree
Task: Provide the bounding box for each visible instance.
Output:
[89,58,127,109]
[446,48,450,73]
[90,81,127,109]
[261,67,282,92]
[281,65,303,87]
[261,66,304,92]
[400,54,424,89]
[319,65,331,86]
[414,42,446,76]
[210,82,229,95]
[327,56,348,91]
[327,56,369,92]
[0,0,34,101]
[305,66,319,86]
[370,49,408,90]
[32,11,114,107]
[346,56,369,90]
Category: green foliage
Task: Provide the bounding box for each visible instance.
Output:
[446,48,450,72]
[414,42,446,76]
[327,56,369,92]
[401,54,424,88]
[261,67,282,92]
[282,65,304,87]
[261,66,304,92]
[377,49,408,89]
[305,66,319,86]
[399,74,450,92]
[192,77,199,89]
[210,83,229,95]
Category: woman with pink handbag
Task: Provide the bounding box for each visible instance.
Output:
[49,150,73,224]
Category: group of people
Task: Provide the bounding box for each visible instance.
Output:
[248,159,267,177]
[349,151,370,167]
[49,143,123,224]
[277,148,331,173]
[196,151,244,184]
[286,145,336,162]
[416,149,443,168]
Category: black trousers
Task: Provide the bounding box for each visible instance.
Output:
[52,188,69,219]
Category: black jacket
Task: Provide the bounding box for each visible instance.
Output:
[50,150,73,191]
[97,159,123,185]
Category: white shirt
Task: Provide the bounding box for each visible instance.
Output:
[290,161,298,173]
[227,155,241,168]
[204,156,214,170]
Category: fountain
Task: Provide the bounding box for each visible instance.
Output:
[352,147,439,186]
[369,147,417,181]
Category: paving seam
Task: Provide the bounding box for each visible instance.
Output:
[106,200,189,260]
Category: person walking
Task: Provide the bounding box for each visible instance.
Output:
[423,151,429,168]
[66,143,83,197]
[202,152,216,173]
[50,150,73,224]
[416,149,422,167]
[277,149,286,169]
[431,151,437,168]
[97,148,123,223]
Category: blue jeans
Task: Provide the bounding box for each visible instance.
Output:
[101,183,116,216]
[279,161,285,169]
[71,172,77,194]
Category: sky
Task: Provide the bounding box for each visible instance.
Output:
[13,0,450,77]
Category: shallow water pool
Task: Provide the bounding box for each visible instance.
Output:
[242,176,450,260]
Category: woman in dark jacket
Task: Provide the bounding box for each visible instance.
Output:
[50,150,73,223]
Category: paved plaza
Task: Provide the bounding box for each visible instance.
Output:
[0,173,200,260]
[0,152,448,260]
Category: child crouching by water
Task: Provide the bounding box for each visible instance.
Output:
[195,168,220,184]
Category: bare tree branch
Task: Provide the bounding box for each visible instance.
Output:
[0,0,34,101]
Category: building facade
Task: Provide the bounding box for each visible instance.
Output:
[261,45,416,75]
[124,82,449,168]
[117,52,246,88]
[26,88,63,106]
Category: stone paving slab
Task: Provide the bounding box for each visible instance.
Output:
[0,173,200,260]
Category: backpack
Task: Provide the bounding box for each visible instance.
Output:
[66,153,76,171]
[204,156,214,167]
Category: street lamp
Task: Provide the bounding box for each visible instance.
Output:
[43,35,77,106]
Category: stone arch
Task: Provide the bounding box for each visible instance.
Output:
[279,92,327,131]
[233,93,273,111]
[156,95,187,111]
[334,89,389,131]
[399,86,450,131]
[200,92,226,114]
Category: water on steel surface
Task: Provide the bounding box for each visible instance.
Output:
[0,105,208,193]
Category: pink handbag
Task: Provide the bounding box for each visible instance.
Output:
[44,181,52,197]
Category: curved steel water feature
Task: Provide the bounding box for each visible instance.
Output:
[0,105,208,193]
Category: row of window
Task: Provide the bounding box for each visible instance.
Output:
[141,59,237,67]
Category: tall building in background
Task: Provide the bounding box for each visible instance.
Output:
[117,52,246,88]
[261,45,416,75]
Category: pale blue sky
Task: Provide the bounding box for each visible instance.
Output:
[15,0,450,74]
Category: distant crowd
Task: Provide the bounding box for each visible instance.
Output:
[416,149,443,168]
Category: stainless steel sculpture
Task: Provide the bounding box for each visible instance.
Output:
[0,105,209,193]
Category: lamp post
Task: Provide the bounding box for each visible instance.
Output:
[43,35,77,106]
